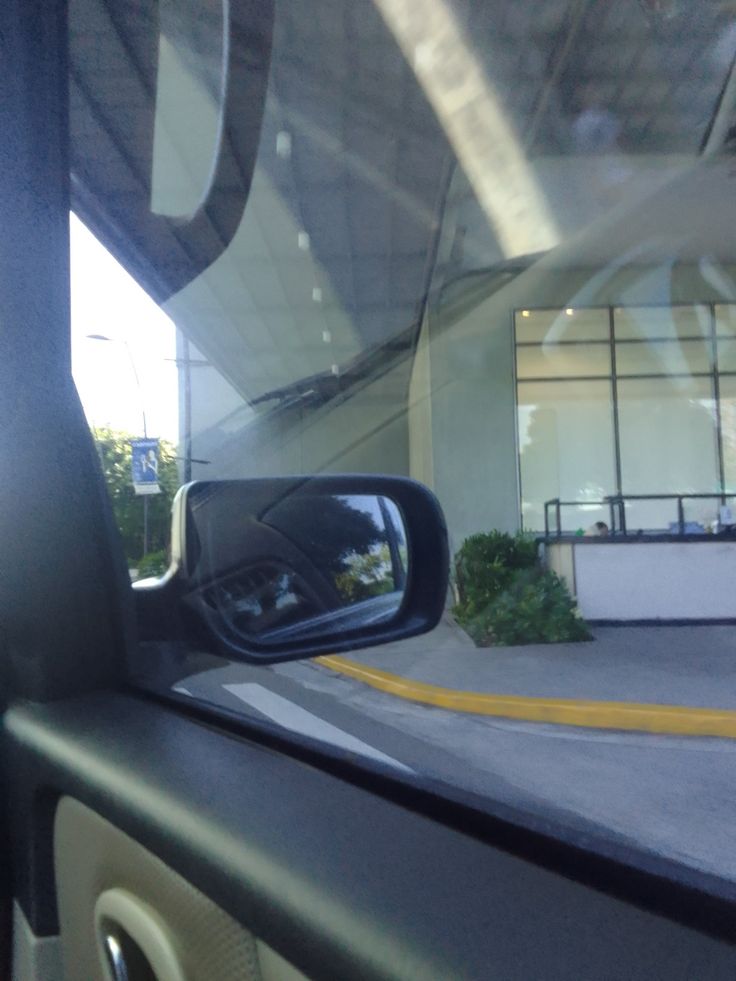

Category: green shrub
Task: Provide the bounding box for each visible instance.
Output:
[481,568,590,646]
[454,531,537,612]
[135,548,169,580]
[453,532,590,647]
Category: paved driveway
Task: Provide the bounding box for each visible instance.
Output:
[169,621,736,885]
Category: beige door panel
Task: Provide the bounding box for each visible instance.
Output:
[54,797,308,981]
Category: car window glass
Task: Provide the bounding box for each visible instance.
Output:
[70,0,736,885]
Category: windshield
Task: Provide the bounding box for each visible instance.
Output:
[71,0,736,884]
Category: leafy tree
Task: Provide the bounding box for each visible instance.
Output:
[92,427,180,563]
[334,544,395,603]
[264,495,385,576]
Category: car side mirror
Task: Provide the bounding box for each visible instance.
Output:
[134,476,449,663]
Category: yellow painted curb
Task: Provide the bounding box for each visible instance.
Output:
[315,655,736,738]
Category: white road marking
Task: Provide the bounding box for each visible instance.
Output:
[172,685,193,696]
[223,683,414,773]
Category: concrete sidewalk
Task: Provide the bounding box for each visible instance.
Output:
[337,617,736,711]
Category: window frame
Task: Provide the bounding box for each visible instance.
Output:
[514,303,736,531]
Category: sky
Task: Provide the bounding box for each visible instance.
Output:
[70,213,180,444]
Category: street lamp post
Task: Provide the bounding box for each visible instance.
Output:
[86,333,151,556]
[181,334,191,483]
[164,338,210,484]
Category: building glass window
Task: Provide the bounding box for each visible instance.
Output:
[718,375,736,492]
[614,305,711,341]
[515,308,610,343]
[614,339,712,377]
[716,338,736,372]
[517,379,615,533]
[617,376,719,530]
[515,304,733,532]
[714,304,736,337]
[516,343,611,380]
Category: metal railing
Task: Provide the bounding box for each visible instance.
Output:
[543,493,736,539]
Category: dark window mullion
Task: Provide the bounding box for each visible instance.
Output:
[711,302,726,497]
[516,375,612,383]
[614,371,713,380]
[515,339,611,347]
[610,307,623,497]
[614,336,710,344]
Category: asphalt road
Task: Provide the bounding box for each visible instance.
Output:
[173,654,736,886]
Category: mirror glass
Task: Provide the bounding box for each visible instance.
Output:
[183,484,409,648]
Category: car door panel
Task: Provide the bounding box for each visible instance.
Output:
[5,693,736,980]
[54,797,303,981]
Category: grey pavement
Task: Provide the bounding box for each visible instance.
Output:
[340,617,736,708]
[274,655,736,883]
[170,620,736,883]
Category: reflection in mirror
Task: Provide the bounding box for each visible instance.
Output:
[184,485,409,648]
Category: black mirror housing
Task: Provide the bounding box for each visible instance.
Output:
[134,476,449,663]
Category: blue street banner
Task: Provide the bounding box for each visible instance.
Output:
[131,438,161,495]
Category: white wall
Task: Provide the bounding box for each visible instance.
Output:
[569,542,736,620]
